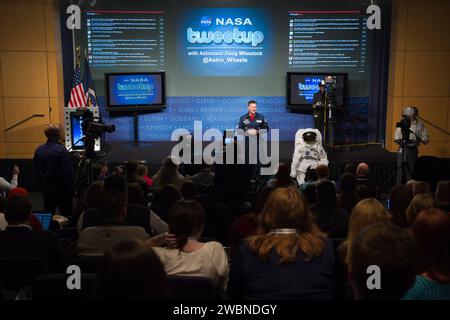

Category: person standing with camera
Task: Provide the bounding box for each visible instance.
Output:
[312,80,327,139]
[394,107,429,185]
[33,124,75,217]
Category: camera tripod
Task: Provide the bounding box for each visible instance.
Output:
[381,129,424,189]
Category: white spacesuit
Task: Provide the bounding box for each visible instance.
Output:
[290,128,329,185]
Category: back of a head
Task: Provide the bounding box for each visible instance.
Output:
[339,174,357,193]
[5,195,32,225]
[98,240,169,299]
[389,184,413,219]
[413,181,431,196]
[104,173,127,194]
[412,209,450,275]
[251,187,325,262]
[125,160,139,177]
[406,194,434,227]
[83,181,105,209]
[274,162,291,186]
[346,198,388,263]
[100,190,127,222]
[356,162,369,177]
[349,222,416,300]
[435,181,450,204]
[127,183,145,206]
[44,124,62,141]
[344,163,357,176]
[254,186,275,215]
[168,200,206,248]
[300,183,317,205]
[181,181,197,200]
[157,184,181,213]
[260,188,312,233]
[8,187,28,198]
[137,164,148,177]
[317,180,337,207]
[315,164,329,180]
[305,168,318,182]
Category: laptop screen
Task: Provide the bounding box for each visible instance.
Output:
[33,212,52,231]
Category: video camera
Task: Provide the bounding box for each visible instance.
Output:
[76,108,115,157]
[396,107,414,143]
[78,109,115,138]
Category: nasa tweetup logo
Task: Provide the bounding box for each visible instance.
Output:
[188,13,264,47]
[200,16,213,27]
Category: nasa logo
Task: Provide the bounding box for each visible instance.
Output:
[200,16,213,28]
[216,17,253,26]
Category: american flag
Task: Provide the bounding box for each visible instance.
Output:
[68,60,86,108]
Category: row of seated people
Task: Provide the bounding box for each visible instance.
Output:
[1,174,450,299]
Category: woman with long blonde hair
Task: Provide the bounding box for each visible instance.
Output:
[339,198,389,265]
[229,187,340,299]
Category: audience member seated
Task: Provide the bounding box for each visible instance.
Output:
[0,195,66,272]
[125,160,148,195]
[348,222,416,300]
[434,181,450,213]
[152,157,186,189]
[315,164,333,185]
[151,184,182,220]
[406,179,418,195]
[181,181,198,200]
[188,163,215,188]
[195,193,234,245]
[98,239,170,299]
[355,163,377,198]
[337,174,360,214]
[78,174,156,235]
[413,181,431,196]
[92,162,109,182]
[72,181,105,227]
[76,191,150,256]
[2,187,44,231]
[387,184,413,228]
[229,188,341,299]
[266,162,297,189]
[337,198,389,265]
[137,163,153,187]
[230,187,275,253]
[344,163,357,176]
[309,181,349,238]
[403,209,450,300]
[127,183,169,235]
[300,183,317,206]
[405,194,434,227]
[0,165,19,197]
[150,200,229,292]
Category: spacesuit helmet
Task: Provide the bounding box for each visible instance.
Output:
[302,131,317,145]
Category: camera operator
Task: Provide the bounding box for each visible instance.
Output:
[33,124,74,217]
[394,107,429,184]
[312,80,327,139]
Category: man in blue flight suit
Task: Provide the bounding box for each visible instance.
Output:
[238,100,269,135]
[237,100,269,179]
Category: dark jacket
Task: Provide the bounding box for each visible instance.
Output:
[33,140,74,192]
[0,226,66,272]
[238,112,268,132]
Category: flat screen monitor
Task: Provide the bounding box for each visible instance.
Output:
[287,72,347,110]
[70,112,85,150]
[106,72,166,112]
